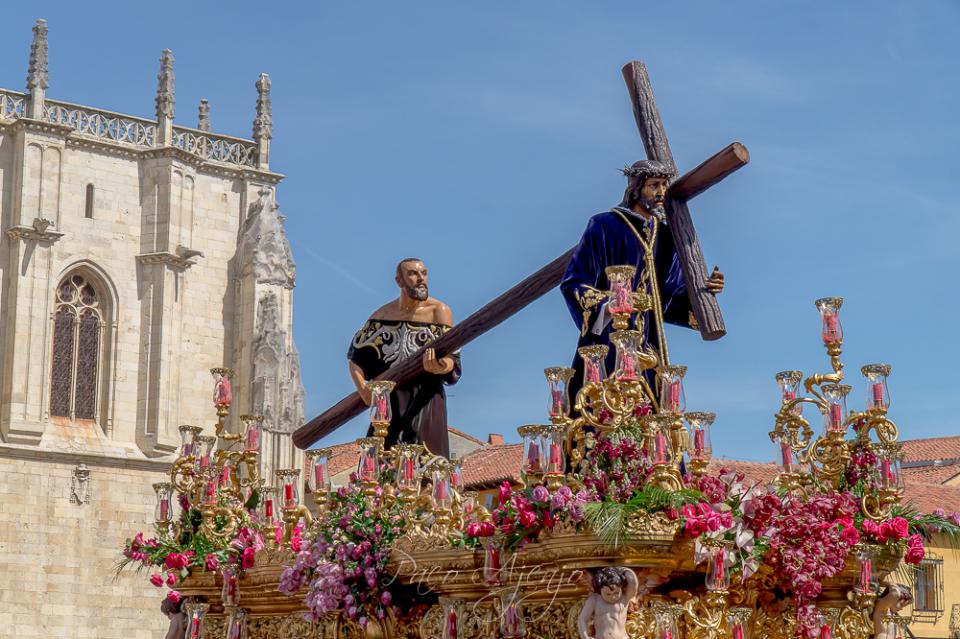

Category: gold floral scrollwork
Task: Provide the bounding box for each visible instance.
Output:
[625,603,657,639]
[682,591,728,639]
[420,604,443,639]
[526,601,576,639]
[755,605,797,639]
[835,606,873,639]
[624,510,681,541]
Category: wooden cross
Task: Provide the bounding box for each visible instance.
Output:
[292,61,748,449]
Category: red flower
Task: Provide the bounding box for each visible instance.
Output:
[891,517,910,540]
[518,510,537,529]
[164,552,190,570]
[204,554,219,571]
[166,572,177,587]
[465,522,481,537]
[479,521,495,537]
[166,591,182,604]
[498,482,512,506]
[904,534,925,565]
[150,574,163,587]
[241,546,256,570]
[839,524,859,546]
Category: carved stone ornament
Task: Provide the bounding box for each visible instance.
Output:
[240,189,296,288]
[26,19,49,92]
[251,291,305,436]
[155,49,175,120]
[253,73,272,140]
[70,463,91,504]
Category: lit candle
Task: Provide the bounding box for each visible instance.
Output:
[363,454,376,480]
[830,403,843,430]
[783,390,796,402]
[220,465,232,487]
[505,604,519,631]
[527,442,541,472]
[859,557,872,592]
[447,611,458,638]
[159,498,170,521]
[611,281,632,314]
[227,573,238,600]
[245,427,260,452]
[230,622,242,639]
[823,311,839,342]
[880,459,892,484]
[402,458,414,482]
[655,432,668,464]
[205,480,217,505]
[200,455,210,470]
[213,376,233,407]
[550,389,564,417]
[620,353,637,380]
[434,480,448,502]
[586,363,601,384]
[264,498,274,519]
[820,625,831,639]
[661,630,673,639]
[780,442,792,471]
[284,482,294,506]
[375,396,388,421]
[713,548,725,585]
[669,380,681,412]
[694,429,705,457]
[733,625,744,639]
[191,617,201,639]
[314,463,326,488]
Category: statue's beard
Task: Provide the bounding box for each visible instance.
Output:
[405,284,428,301]
[639,196,666,221]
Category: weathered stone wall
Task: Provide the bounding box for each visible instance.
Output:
[0,445,169,638]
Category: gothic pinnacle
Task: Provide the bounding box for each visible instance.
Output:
[198,99,211,132]
[253,73,272,141]
[26,18,49,92]
[155,49,175,121]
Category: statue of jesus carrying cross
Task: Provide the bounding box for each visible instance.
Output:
[561,159,725,405]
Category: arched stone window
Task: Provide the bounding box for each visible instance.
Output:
[49,273,104,420]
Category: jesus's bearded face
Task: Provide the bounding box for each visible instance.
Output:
[397,260,429,301]
[638,176,669,219]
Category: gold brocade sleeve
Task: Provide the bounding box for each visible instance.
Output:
[573,286,607,337]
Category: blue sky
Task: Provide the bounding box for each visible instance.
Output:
[2,3,958,461]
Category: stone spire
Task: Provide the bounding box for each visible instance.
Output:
[253,73,272,169]
[155,49,175,145]
[26,19,49,119]
[198,99,211,132]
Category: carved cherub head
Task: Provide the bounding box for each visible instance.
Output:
[593,567,627,604]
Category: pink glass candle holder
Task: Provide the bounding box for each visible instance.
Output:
[705,544,731,591]
[605,265,637,315]
[357,438,382,483]
[195,436,216,471]
[649,416,674,465]
[542,423,566,474]
[877,444,905,491]
[684,412,715,461]
[432,468,453,510]
[184,602,210,639]
[306,448,332,493]
[815,297,844,345]
[518,425,544,475]
[611,330,644,381]
[854,547,878,594]
[203,474,218,506]
[450,460,464,491]
[211,368,234,408]
[775,370,803,416]
[226,608,247,639]
[259,486,278,524]
[275,469,300,509]
[499,586,525,639]
[462,491,478,517]
[544,367,575,419]
[368,380,396,425]
[222,565,240,606]
[153,482,173,523]
[861,364,891,411]
[440,597,465,639]
[179,424,202,458]
[578,345,609,386]
[728,609,753,639]
[392,444,421,492]
[655,608,680,639]
[240,415,263,453]
[821,383,850,433]
[483,538,503,585]
[658,365,687,415]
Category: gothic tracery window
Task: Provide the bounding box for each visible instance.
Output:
[49,274,103,420]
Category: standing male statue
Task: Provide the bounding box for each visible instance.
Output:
[348,258,460,458]
[561,160,725,402]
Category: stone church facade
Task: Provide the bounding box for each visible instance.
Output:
[0,20,303,637]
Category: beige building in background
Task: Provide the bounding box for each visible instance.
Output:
[0,19,303,638]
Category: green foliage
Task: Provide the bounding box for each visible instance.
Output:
[584,485,702,548]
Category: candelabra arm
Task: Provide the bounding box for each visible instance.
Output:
[682,591,728,639]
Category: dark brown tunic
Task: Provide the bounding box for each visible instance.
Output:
[347,319,461,458]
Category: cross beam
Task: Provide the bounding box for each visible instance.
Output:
[292,143,748,448]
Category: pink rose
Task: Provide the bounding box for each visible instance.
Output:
[840,525,859,546]
[904,536,925,565]
[518,510,537,528]
[150,573,163,587]
[164,552,190,571]
[166,572,177,587]
[479,521,495,537]
[204,554,219,571]
[290,536,302,553]
[861,519,880,538]
[498,482,512,506]
[878,520,894,542]
[166,591,181,604]
[891,517,910,540]
[684,518,705,538]
[465,522,481,537]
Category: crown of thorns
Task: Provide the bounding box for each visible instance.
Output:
[620,159,676,181]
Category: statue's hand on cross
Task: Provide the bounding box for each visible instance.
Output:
[705,266,724,294]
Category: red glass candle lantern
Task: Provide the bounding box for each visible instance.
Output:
[705,544,731,591]
[775,370,803,416]
[684,412,715,461]
[226,608,247,639]
[518,425,544,475]
[728,609,752,639]
[578,345,609,386]
[432,466,453,510]
[854,547,878,594]
[305,447,332,493]
[240,415,263,453]
[658,365,687,415]
[184,602,209,639]
[821,383,850,433]
[179,424,202,458]
[211,368,234,408]
[605,265,637,315]
[357,438,381,484]
[392,444,420,492]
[775,434,796,474]
[499,586,525,639]
[259,486,278,524]
[368,380,396,425]
[542,423,566,474]
[861,364,891,411]
[275,469,300,509]
[440,597,465,639]
[877,444,905,491]
[544,367,575,420]
[655,607,680,639]
[815,297,844,345]
[817,617,832,639]
[195,435,216,471]
[204,474,218,506]
[450,460,464,491]
[649,415,674,466]
[462,491,478,517]
[153,482,173,523]
[611,330,644,382]
[222,565,240,606]
[483,538,503,585]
